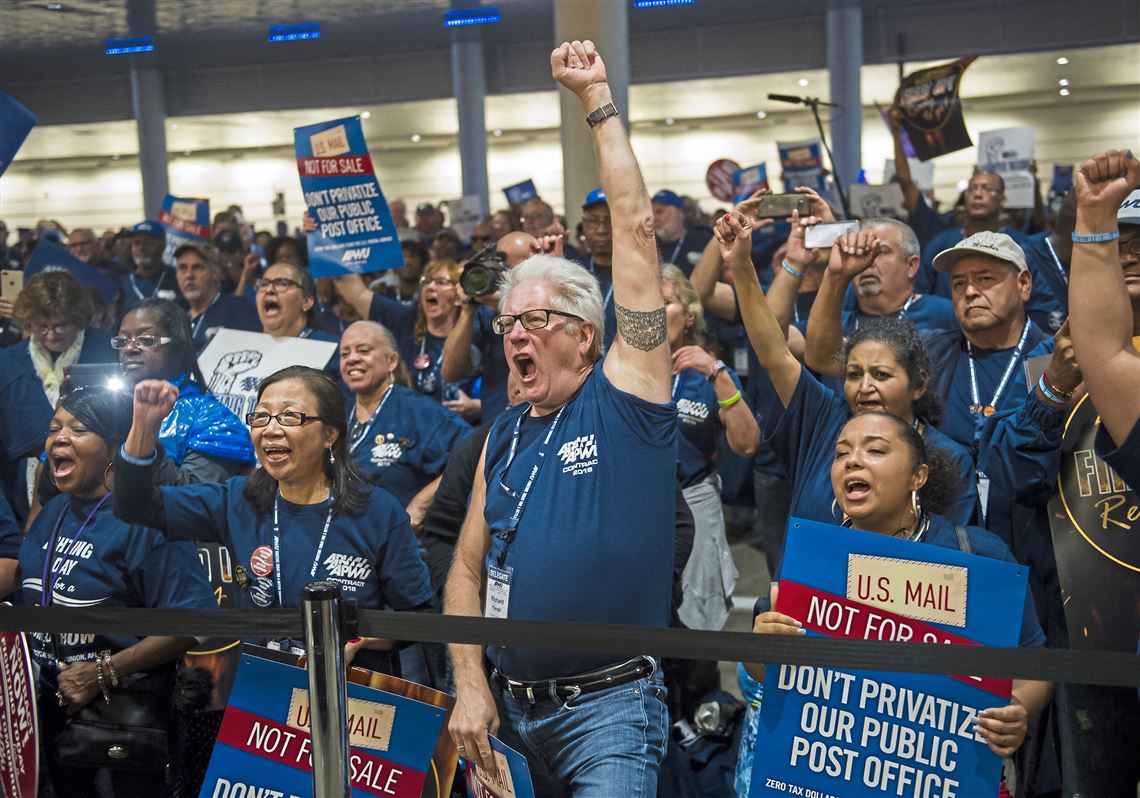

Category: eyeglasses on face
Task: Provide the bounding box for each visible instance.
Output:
[254,277,303,292]
[33,322,77,336]
[110,335,172,350]
[245,410,324,428]
[419,276,456,288]
[491,308,583,335]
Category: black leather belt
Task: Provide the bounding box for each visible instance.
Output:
[493,656,655,703]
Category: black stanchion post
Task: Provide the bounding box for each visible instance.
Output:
[302,581,350,797]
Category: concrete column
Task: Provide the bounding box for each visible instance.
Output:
[553,0,629,231]
[128,0,168,217]
[826,0,863,194]
[450,28,490,215]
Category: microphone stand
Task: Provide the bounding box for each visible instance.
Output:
[802,97,852,220]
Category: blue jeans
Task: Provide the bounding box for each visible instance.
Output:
[491,662,669,798]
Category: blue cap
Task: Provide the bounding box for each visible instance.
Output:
[652,189,683,209]
[130,220,165,241]
[582,188,607,209]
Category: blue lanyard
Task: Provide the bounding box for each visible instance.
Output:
[348,384,393,454]
[190,292,221,341]
[589,257,614,312]
[672,373,685,404]
[1044,236,1069,286]
[966,322,1031,425]
[41,493,112,606]
[495,404,567,567]
[129,270,168,301]
[852,293,917,331]
[271,493,335,607]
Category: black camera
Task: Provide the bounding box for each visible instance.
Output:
[459,244,508,297]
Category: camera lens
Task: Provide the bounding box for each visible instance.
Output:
[460,263,494,296]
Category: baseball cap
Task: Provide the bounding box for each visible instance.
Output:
[1118,189,1140,226]
[415,202,435,215]
[652,190,684,209]
[172,240,214,262]
[582,188,607,210]
[130,220,165,241]
[932,231,1028,273]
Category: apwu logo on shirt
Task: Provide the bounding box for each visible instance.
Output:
[677,398,710,423]
[557,434,598,476]
[370,438,405,468]
[323,553,373,585]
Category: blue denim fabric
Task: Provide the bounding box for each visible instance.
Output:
[491,663,669,798]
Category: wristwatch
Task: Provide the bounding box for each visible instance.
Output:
[586,102,619,129]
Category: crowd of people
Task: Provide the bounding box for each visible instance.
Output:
[0,37,1136,798]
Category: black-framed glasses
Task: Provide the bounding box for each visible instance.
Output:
[419,275,456,288]
[110,335,172,350]
[491,308,583,335]
[32,322,77,336]
[254,277,303,292]
[245,410,324,428]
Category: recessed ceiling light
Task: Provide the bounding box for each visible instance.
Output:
[1059,88,1070,96]
[756,111,767,119]
[664,117,675,126]
[1056,57,1069,65]
[46,2,64,10]
[798,78,809,87]
[1058,78,1069,86]
[492,129,503,137]
[361,111,371,119]
[410,133,422,143]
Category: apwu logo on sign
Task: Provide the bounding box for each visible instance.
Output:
[558,434,598,476]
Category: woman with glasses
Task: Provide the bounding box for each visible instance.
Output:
[115,298,255,484]
[114,365,433,674]
[335,259,480,415]
[255,261,339,343]
[5,270,117,407]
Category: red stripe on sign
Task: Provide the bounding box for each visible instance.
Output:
[296,155,375,177]
[778,580,1012,699]
[215,705,426,797]
[155,212,209,240]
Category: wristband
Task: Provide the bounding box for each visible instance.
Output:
[718,390,743,409]
[585,102,619,129]
[100,650,120,687]
[95,658,111,703]
[706,360,727,382]
[1042,371,1074,400]
[781,258,806,279]
[1038,374,1068,405]
[1071,230,1119,244]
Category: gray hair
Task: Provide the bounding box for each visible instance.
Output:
[863,217,920,262]
[499,253,605,363]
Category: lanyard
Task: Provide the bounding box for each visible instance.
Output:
[190,292,222,341]
[672,373,685,404]
[298,328,313,340]
[1044,236,1069,286]
[348,384,393,454]
[271,492,335,607]
[966,322,1031,417]
[495,404,567,567]
[129,270,168,301]
[41,493,112,606]
[667,234,685,266]
[414,340,444,389]
[851,293,917,331]
[588,257,614,312]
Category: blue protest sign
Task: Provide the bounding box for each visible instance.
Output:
[464,735,535,798]
[199,651,447,797]
[1051,165,1074,197]
[502,180,538,207]
[157,194,210,266]
[732,163,769,203]
[23,239,119,305]
[0,91,36,177]
[778,140,826,194]
[749,518,1028,798]
[295,116,403,278]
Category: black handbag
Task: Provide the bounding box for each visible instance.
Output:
[53,667,175,773]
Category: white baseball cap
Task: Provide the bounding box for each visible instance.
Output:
[932,230,1028,273]
[1118,189,1140,226]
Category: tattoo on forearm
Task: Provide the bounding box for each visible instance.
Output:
[615,303,667,351]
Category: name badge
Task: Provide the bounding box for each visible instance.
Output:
[485,564,513,619]
[733,346,749,377]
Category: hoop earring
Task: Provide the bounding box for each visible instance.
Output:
[831,498,842,521]
[103,461,114,491]
[910,490,920,520]
[327,447,335,466]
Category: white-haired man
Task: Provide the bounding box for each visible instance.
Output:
[445,41,675,795]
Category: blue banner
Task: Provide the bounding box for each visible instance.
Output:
[502,180,538,207]
[199,651,446,797]
[23,239,119,305]
[732,163,769,204]
[295,116,403,278]
[0,91,36,177]
[749,518,1028,798]
[464,735,536,798]
[157,194,210,266]
[778,140,826,194]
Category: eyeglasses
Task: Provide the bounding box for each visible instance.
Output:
[420,276,456,287]
[68,239,96,249]
[110,334,172,350]
[1119,232,1140,257]
[491,308,583,335]
[245,411,324,428]
[582,216,611,230]
[254,277,303,292]
[32,322,76,336]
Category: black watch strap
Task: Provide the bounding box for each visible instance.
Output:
[586,102,619,129]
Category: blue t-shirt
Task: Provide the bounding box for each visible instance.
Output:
[0,347,53,520]
[347,384,473,506]
[158,477,432,616]
[483,366,677,679]
[841,292,958,334]
[659,226,714,277]
[19,493,215,671]
[907,197,954,251]
[916,225,1028,298]
[584,257,618,350]
[675,367,744,488]
[0,490,21,560]
[1019,232,1068,333]
[120,267,185,311]
[190,292,261,352]
[367,294,476,403]
[470,306,512,422]
[1096,419,1140,495]
[757,364,977,526]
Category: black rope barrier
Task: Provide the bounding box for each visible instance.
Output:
[1,605,1137,687]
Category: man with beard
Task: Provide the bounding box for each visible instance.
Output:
[653,189,713,277]
[120,221,184,312]
[174,242,260,352]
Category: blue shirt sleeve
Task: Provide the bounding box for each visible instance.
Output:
[128,537,216,610]
[368,293,417,332]
[419,404,474,479]
[371,494,433,609]
[0,490,20,559]
[758,363,850,485]
[964,526,1046,648]
[596,359,677,447]
[160,479,235,544]
[0,359,52,460]
[1094,418,1140,495]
